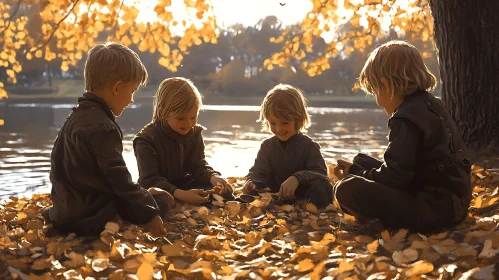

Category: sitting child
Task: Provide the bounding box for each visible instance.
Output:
[243,84,333,208]
[48,42,172,237]
[333,40,472,232]
[133,77,232,205]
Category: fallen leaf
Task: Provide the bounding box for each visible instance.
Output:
[392,248,418,266]
[226,201,241,217]
[367,240,379,253]
[136,261,154,280]
[103,222,119,235]
[478,239,498,258]
[460,264,495,280]
[405,260,434,277]
[92,258,110,272]
[296,258,315,272]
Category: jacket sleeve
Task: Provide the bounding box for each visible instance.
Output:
[348,118,421,189]
[246,141,271,186]
[186,131,220,185]
[293,141,330,184]
[86,129,159,224]
[133,137,179,195]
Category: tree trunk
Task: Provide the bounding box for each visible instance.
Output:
[46,62,53,87]
[428,0,499,157]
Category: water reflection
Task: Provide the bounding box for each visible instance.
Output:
[0,103,388,199]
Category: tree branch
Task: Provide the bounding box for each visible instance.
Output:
[0,0,23,34]
[110,0,125,40]
[30,0,81,53]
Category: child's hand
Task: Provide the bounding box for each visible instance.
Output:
[210,175,232,194]
[278,176,299,200]
[144,215,166,237]
[174,189,209,205]
[242,180,256,194]
[148,187,175,205]
[334,159,353,179]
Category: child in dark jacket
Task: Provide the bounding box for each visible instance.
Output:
[48,42,173,237]
[333,40,472,233]
[134,77,232,205]
[243,84,333,208]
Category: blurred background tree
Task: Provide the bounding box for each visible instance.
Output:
[0,0,496,155]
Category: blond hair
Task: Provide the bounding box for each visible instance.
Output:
[152,77,203,126]
[359,40,437,98]
[259,84,311,133]
[84,42,148,92]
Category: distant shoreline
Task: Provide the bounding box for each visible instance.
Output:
[0,94,379,109]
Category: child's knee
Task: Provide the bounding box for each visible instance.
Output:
[333,177,358,205]
[306,179,333,208]
[154,194,173,220]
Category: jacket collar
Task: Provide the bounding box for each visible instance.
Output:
[154,121,196,144]
[77,92,116,122]
[276,133,300,150]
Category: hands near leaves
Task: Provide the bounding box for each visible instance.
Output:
[144,215,165,237]
[174,189,209,205]
[278,176,299,201]
[333,159,353,180]
[147,187,174,205]
[210,175,232,194]
[242,180,256,194]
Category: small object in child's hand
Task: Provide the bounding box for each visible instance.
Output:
[255,186,272,193]
[271,193,280,201]
[211,185,224,195]
[236,194,255,203]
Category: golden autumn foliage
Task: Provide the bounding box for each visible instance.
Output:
[0,0,218,100]
[1,166,499,279]
[0,0,433,99]
[264,0,434,77]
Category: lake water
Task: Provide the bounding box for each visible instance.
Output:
[0,102,389,199]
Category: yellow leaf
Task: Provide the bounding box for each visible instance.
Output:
[337,259,355,274]
[405,260,434,277]
[473,196,483,208]
[226,201,241,217]
[367,239,379,253]
[305,203,318,213]
[136,261,154,280]
[94,21,104,32]
[6,69,15,78]
[35,50,43,58]
[17,212,28,220]
[296,258,315,273]
[0,119,4,126]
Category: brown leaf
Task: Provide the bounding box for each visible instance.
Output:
[392,248,418,266]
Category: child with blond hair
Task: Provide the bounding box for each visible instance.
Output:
[333,40,471,232]
[47,42,172,237]
[134,77,232,205]
[243,84,333,208]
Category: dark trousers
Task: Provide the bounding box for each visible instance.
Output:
[294,178,333,208]
[333,154,458,233]
[49,193,172,236]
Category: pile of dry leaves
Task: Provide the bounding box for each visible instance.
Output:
[1,165,498,280]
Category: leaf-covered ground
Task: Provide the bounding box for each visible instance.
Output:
[1,165,499,280]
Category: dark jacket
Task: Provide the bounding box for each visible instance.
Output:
[349,91,472,221]
[247,134,329,192]
[133,122,219,195]
[49,93,159,235]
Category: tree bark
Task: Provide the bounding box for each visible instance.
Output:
[428,0,499,157]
